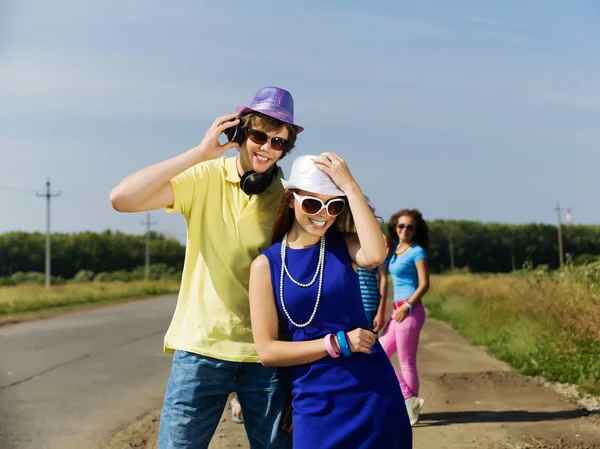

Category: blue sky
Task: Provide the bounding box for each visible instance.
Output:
[1,0,599,243]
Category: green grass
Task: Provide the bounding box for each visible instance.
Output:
[426,282,600,396]
[0,281,180,317]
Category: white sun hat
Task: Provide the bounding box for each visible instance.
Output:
[281,154,346,197]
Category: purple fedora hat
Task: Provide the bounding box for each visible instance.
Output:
[236,86,304,133]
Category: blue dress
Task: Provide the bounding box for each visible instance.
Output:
[263,231,412,449]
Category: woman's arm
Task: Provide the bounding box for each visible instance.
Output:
[313,153,386,269]
[342,188,387,269]
[394,258,430,322]
[372,264,388,332]
[408,258,430,306]
[249,255,376,367]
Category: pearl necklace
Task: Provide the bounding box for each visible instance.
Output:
[279,232,325,328]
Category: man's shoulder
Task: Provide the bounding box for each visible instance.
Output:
[187,157,233,185]
[179,158,226,180]
[202,157,228,172]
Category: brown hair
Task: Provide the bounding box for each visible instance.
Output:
[241,112,297,158]
[271,190,355,244]
[387,208,429,251]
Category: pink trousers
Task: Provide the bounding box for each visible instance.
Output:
[379,302,426,400]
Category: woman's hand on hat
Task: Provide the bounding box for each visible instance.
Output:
[346,328,376,354]
[194,113,241,161]
[313,152,358,194]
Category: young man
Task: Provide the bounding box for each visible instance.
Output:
[110,87,302,449]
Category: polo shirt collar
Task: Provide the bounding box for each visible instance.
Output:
[224,157,241,183]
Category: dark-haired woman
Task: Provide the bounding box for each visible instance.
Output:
[249,154,412,448]
[380,209,430,426]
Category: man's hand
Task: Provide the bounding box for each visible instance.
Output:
[193,113,242,162]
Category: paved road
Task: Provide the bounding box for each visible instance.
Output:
[2,295,599,449]
[102,312,600,449]
[0,296,176,449]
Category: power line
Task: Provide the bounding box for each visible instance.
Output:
[0,185,38,193]
[36,179,61,288]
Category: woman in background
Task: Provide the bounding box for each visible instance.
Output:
[380,209,430,426]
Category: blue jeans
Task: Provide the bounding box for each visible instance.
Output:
[158,350,292,449]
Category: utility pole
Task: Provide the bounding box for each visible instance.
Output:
[36,178,61,288]
[555,202,564,269]
[510,232,517,272]
[448,231,455,272]
[141,213,156,281]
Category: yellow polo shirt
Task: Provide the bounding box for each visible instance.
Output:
[164,156,283,362]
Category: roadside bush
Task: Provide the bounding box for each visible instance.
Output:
[94,272,116,283]
[131,264,182,281]
[0,277,16,286]
[73,270,95,283]
[11,271,45,285]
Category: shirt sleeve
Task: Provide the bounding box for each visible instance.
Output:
[413,245,427,263]
[165,162,212,219]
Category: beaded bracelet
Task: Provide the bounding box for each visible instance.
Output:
[324,333,340,358]
[335,331,352,358]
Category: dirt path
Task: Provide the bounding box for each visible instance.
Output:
[101,317,600,449]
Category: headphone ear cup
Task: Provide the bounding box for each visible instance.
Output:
[240,166,279,195]
[224,123,245,144]
[240,170,253,189]
[234,125,246,144]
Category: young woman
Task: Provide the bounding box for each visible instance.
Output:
[379,209,430,426]
[249,154,412,449]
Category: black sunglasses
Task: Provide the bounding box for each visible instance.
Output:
[397,223,415,232]
[246,128,290,152]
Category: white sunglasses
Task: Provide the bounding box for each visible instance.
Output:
[293,192,346,217]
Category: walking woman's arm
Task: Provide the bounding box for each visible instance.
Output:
[109,114,240,212]
[249,255,376,367]
[408,258,430,306]
[372,264,389,332]
[394,258,429,322]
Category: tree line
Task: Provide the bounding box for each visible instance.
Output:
[1,221,600,278]
[0,230,184,279]
[424,221,600,273]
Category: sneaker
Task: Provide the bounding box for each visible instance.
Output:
[405,396,425,426]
